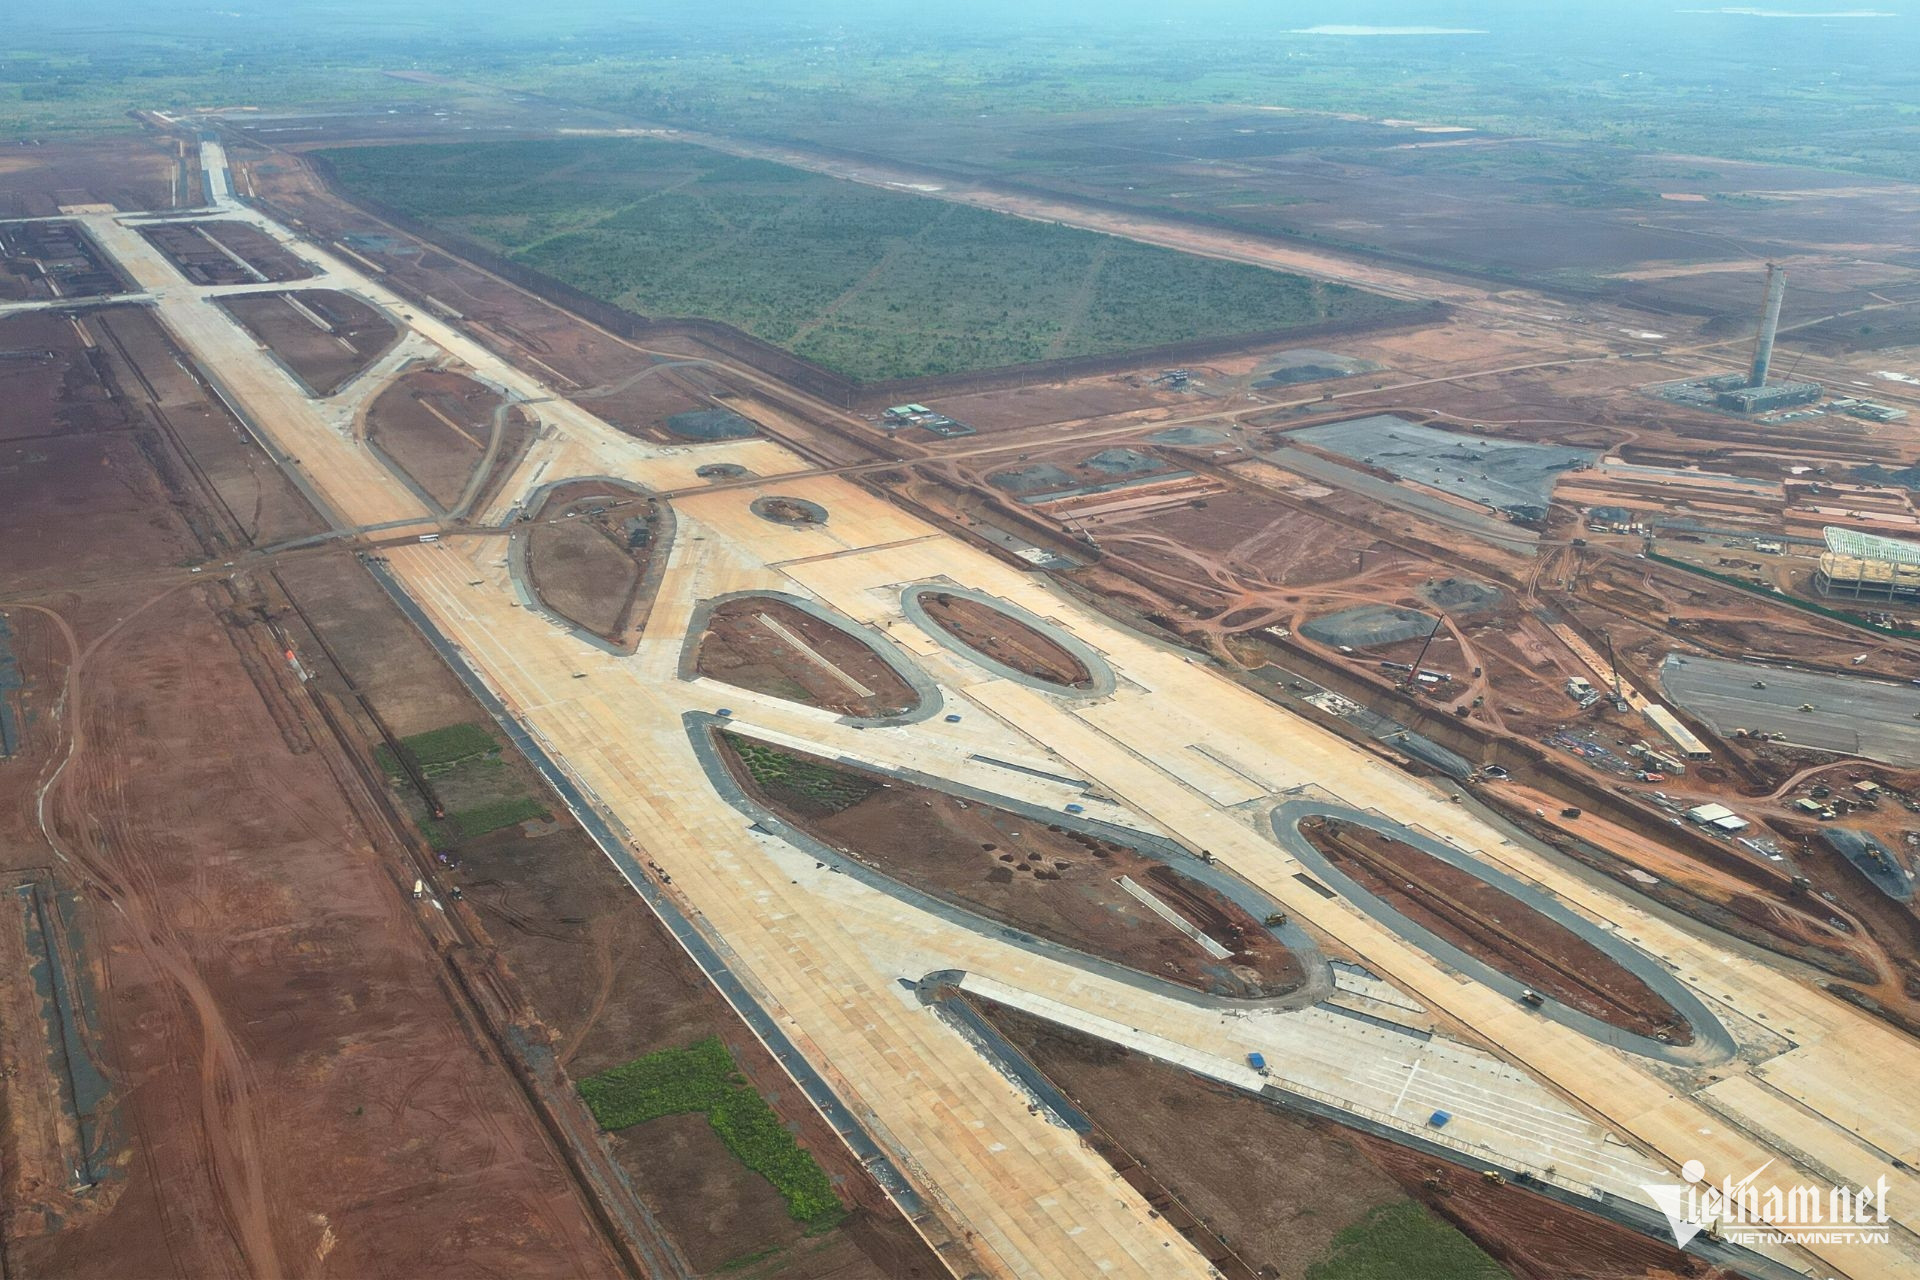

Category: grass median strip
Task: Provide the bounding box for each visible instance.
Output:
[580,1037,846,1232]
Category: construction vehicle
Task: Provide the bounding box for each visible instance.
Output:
[1264,912,1289,927]
[412,879,425,900]
[1481,1170,1507,1186]
[1800,703,1816,712]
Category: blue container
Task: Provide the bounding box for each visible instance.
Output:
[1429,1110,1452,1128]
[1247,1052,1267,1071]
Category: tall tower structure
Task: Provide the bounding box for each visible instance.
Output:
[1748,263,1786,389]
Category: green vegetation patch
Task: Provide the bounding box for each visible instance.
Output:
[722,732,879,817]
[375,721,499,776]
[318,138,1412,382]
[580,1037,845,1232]
[442,795,549,840]
[1306,1200,1506,1280]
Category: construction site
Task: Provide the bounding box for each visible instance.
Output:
[1,86,1920,1280]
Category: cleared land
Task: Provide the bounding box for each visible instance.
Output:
[0,304,322,566]
[918,592,1093,688]
[753,104,1920,297]
[139,220,314,285]
[316,137,1413,382]
[722,736,1303,998]
[218,288,399,396]
[524,481,663,644]
[1302,818,1693,1044]
[696,597,921,718]
[0,219,129,301]
[0,314,618,1276]
[364,366,519,509]
[0,137,180,217]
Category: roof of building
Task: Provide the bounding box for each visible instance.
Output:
[1825,526,1920,566]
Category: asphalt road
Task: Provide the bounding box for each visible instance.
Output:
[1659,653,1920,767]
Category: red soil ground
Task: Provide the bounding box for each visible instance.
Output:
[919,592,1092,687]
[364,366,502,508]
[696,597,920,718]
[139,220,313,286]
[723,736,1303,998]
[1302,817,1693,1043]
[980,1001,1731,1280]
[218,289,399,396]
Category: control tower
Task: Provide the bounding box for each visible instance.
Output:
[1748,263,1786,388]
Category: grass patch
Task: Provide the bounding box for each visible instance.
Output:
[580,1038,846,1232]
[1306,1200,1505,1280]
[318,137,1412,383]
[722,732,878,817]
[375,721,500,777]
[442,795,548,840]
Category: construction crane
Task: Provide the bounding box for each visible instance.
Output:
[1604,631,1629,711]
[1403,617,1443,689]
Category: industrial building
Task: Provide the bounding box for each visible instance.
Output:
[1685,801,1751,834]
[1831,398,1908,423]
[1815,526,1920,601]
[881,403,974,437]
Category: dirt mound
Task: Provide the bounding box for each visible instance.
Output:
[750,495,828,526]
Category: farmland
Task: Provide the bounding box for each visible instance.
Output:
[316,138,1409,382]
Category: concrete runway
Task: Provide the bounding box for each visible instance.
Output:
[1660,653,1920,766]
